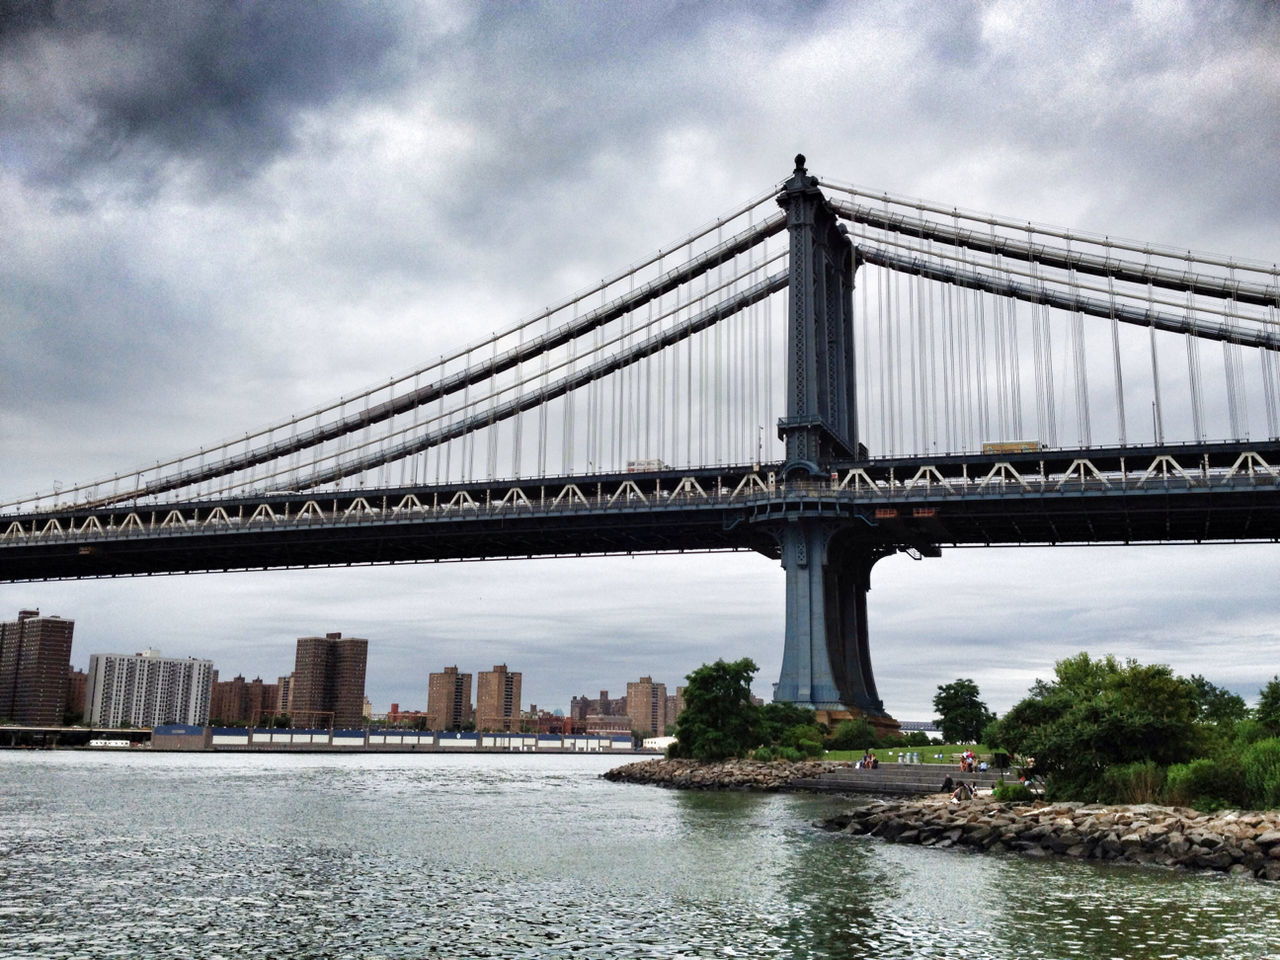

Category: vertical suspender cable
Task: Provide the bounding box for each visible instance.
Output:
[1264,293,1280,439]
[907,259,920,452]
[1009,295,1024,441]
[1184,286,1205,443]
[1105,262,1126,447]
[486,340,498,479]
[564,313,575,474]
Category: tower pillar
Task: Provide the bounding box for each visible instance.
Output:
[774,520,892,723]
[770,156,897,730]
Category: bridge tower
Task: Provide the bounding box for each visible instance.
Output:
[771,155,896,730]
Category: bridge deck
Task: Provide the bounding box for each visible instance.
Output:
[3,441,1280,581]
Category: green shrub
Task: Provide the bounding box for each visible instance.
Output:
[1100,761,1165,804]
[1242,737,1280,809]
[775,746,804,763]
[752,746,774,762]
[992,780,1033,802]
[1164,756,1246,811]
[825,718,876,751]
[780,723,826,756]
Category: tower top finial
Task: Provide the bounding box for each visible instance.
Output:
[794,153,806,171]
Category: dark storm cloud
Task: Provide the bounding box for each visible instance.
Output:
[0,0,410,196]
[3,0,1278,719]
[406,1,839,255]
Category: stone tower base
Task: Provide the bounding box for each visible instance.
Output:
[816,708,901,741]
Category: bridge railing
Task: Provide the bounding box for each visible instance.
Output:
[4,447,1280,546]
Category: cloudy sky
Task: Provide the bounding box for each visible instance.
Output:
[3,0,1279,721]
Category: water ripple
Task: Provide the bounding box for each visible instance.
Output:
[1,752,1276,959]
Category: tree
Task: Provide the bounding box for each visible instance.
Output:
[932,678,994,743]
[1185,674,1248,726]
[1257,676,1280,736]
[825,718,877,751]
[991,653,1200,799]
[669,657,760,760]
[756,701,818,747]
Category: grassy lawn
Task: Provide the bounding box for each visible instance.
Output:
[825,744,994,764]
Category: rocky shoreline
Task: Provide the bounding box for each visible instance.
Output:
[602,757,846,790]
[821,796,1280,881]
[604,758,1280,881]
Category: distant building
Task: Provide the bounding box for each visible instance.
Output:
[276,673,293,715]
[84,649,214,727]
[626,676,669,736]
[0,610,75,725]
[210,675,279,726]
[385,702,431,727]
[524,706,580,735]
[426,665,472,730]
[65,666,88,722]
[290,633,368,729]
[570,689,626,720]
[362,696,373,720]
[583,714,631,736]
[476,664,521,732]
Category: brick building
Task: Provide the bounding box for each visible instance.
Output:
[426,665,472,730]
[475,664,521,732]
[385,702,431,727]
[0,610,75,725]
[275,673,293,716]
[625,676,669,736]
[289,633,367,729]
[210,675,279,726]
[65,666,88,722]
[570,689,627,720]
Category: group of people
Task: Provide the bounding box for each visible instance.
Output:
[958,749,987,773]
[939,774,979,802]
[856,751,879,769]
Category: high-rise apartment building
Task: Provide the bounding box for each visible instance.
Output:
[276,673,293,715]
[0,610,75,725]
[66,666,88,722]
[475,664,521,732]
[290,633,368,729]
[84,649,214,727]
[210,675,279,726]
[570,689,626,720]
[426,665,472,730]
[626,676,669,736]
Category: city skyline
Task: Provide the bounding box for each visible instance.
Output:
[38,615,698,722]
[24,601,1280,726]
[3,3,1279,720]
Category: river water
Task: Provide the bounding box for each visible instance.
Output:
[1,751,1277,959]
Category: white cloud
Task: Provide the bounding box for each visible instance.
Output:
[2,0,1278,722]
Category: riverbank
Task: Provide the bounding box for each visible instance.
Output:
[820,795,1280,881]
[602,756,846,789]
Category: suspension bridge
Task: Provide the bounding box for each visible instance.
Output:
[4,156,1279,728]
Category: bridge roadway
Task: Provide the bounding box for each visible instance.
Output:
[3,439,1280,582]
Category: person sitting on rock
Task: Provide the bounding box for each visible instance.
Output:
[950,781,974,803]
[940,774,954,793]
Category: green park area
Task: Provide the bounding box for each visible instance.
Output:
[669,655,1280,812]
